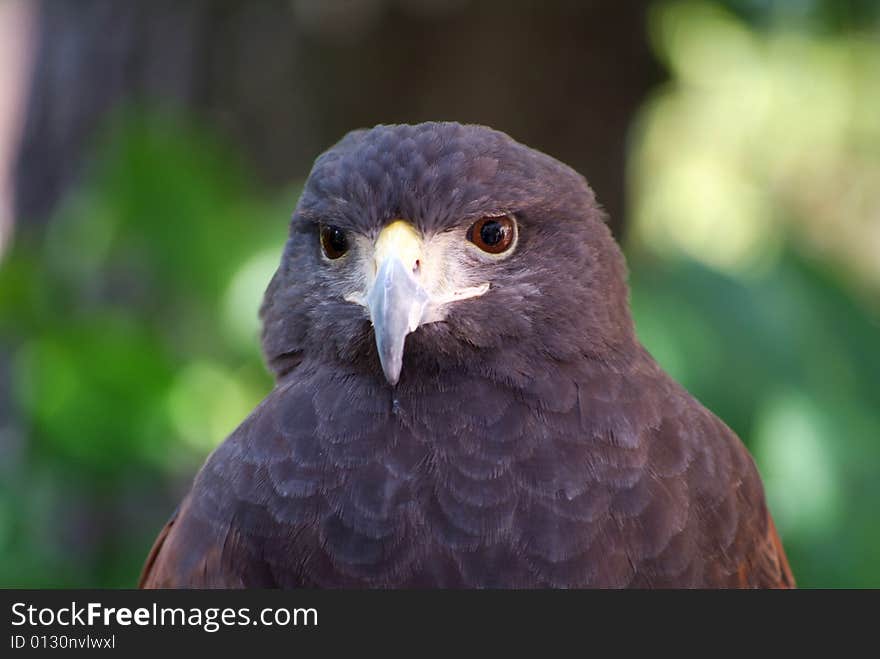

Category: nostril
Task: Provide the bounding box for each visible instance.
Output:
[413,259,421,275]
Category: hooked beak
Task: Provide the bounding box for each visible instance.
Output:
[366,221,429,385]
[346,219,490,386]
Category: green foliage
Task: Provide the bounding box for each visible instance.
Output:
[0,112,290,586]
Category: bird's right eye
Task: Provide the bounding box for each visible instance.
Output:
[320,225,349,259]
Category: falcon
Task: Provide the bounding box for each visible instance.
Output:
[140,122,794,588]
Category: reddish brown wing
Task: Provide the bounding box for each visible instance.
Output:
[585,352,796,589]
[139,420,285,589]
[769,516,797,587]
[736,512,795,589]
[137,496,230,589]
[138,493,267,589]
[138,505,178,588]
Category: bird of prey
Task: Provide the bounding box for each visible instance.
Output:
[140,122,794,588]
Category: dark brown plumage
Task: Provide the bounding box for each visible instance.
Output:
[140,122,793,588]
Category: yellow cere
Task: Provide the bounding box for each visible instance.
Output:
[373,220,422,274]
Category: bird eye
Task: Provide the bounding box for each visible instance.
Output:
[466,215,516,254]
[320,225,349,259]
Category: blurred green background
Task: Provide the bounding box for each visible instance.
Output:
[0,0,878,587]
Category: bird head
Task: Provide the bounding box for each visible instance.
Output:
[260,122,635,388]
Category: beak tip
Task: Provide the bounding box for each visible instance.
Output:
[368,253,427,390]
[380,357,402,386]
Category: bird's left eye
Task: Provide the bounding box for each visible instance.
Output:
[320,225,349,259]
